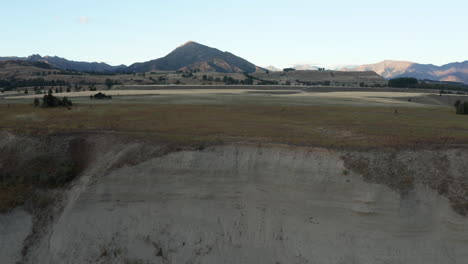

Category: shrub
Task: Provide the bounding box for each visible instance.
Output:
[105,79,114,89]
[93,92,112,100]
[62,97,73,107]
[223,76,239,85]
[244,77,254,85]
[41,91,73,107]
[182,73,193,78]
[455,101,468,115]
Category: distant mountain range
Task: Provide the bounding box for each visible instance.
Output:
[264,64,319,72]
[0,41,257,74]
[264,65,281,72]
[291,64,319,71]
[342,60,468,84]
[2,43,468,83]
[0,60,56,70]
[0,55,125,72]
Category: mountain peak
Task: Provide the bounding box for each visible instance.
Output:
[178,41,201,48]
[27,54,44,60]
[128,41,257,73]
[343,60,468,84]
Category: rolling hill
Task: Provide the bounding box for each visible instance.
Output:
[264,65,281,72]
[343,60,468,84]
[291,64,319,71]
[264,65,320,72]
[0,60,58,80]
[0,55,125,73]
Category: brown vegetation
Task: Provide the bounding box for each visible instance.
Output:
[0,135,90,212]
[1,103,468,148]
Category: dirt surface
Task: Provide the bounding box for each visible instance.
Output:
[1,133,467,263]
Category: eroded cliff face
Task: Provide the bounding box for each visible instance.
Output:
[1,133,467,264]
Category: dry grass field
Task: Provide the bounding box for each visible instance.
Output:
[1,102,467,148]
[4,88,452,107]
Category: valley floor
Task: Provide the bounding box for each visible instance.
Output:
[1,88,468,263]
[1,88,468,147]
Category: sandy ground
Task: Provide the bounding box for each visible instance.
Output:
[7,140,466,264]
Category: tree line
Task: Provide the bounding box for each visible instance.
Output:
[389,77,468,92]
[0,78,69,91]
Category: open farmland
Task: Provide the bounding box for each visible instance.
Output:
[1,88,468,148]
[3,86,462,107]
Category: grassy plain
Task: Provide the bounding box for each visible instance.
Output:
[2,88,448,107]
[1,101,467,148]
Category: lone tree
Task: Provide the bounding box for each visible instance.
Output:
[105,79,114,90]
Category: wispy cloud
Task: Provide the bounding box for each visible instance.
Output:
[77,16,90,24]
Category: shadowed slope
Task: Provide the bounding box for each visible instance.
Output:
[127,41,258,73]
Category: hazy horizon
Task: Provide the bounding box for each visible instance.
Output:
[2,0,467,68]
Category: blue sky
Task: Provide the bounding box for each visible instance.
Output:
[1,0,467,68]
